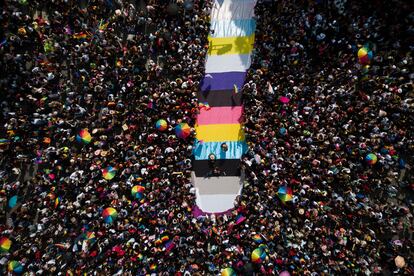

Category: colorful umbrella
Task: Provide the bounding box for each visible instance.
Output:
[8,261,23,274]
[252,234,263,244]
[8,195,17,208]
[277,186,293,203]
[102,166,117,180]
[365,153,377,165]
[102,207,118,224]
[175,123,191,139]
[76,129,92,144]
[251,247,266,263]
[155,119,168,131]
[357,47,373,65]
[221,267,236,276]
[0,237,11,252]
[131,185,145,200]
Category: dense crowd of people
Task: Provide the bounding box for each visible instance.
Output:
[0,0,413,275]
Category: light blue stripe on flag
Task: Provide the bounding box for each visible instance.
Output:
[210,19,256,38]
[205,54,252,73]
[193,141,248,160]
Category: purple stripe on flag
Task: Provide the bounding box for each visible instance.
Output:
[201,72,246,92]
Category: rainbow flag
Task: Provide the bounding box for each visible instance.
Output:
[199,102,211,110]
[160,234,169,243]
[0,138,10,145]
[154,239,162,246]
[55,196,61,208]
[73,32,88,39]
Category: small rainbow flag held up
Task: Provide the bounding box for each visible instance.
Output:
[73,32,88,40]
[76,129,92,144]
[160,233,169,242]
[83,231,96,245]
[86,231,96,240]
[277,186,293,203]
[8,260,23,274]
[150,264,157,271]
[365,153,378,165]
[102,166,117,180]
[221,267,236,276]
[154,233,170,246]
[102,207,118,224]
[252,234,263,244]
[251,247,266,263]
[155,119,168,131]
[131,185,145,200]
[0,237,11,252]
[0,138,10,146]
[175,123,191,139]
[54,196,61,208]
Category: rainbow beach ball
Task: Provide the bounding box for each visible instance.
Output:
[365,153,377,165]
[156,119,168,131]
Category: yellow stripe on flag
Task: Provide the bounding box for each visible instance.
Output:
[195,124,245,142]
[208,35,255,56]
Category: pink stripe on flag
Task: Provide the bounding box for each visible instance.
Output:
[197,106,243,125]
